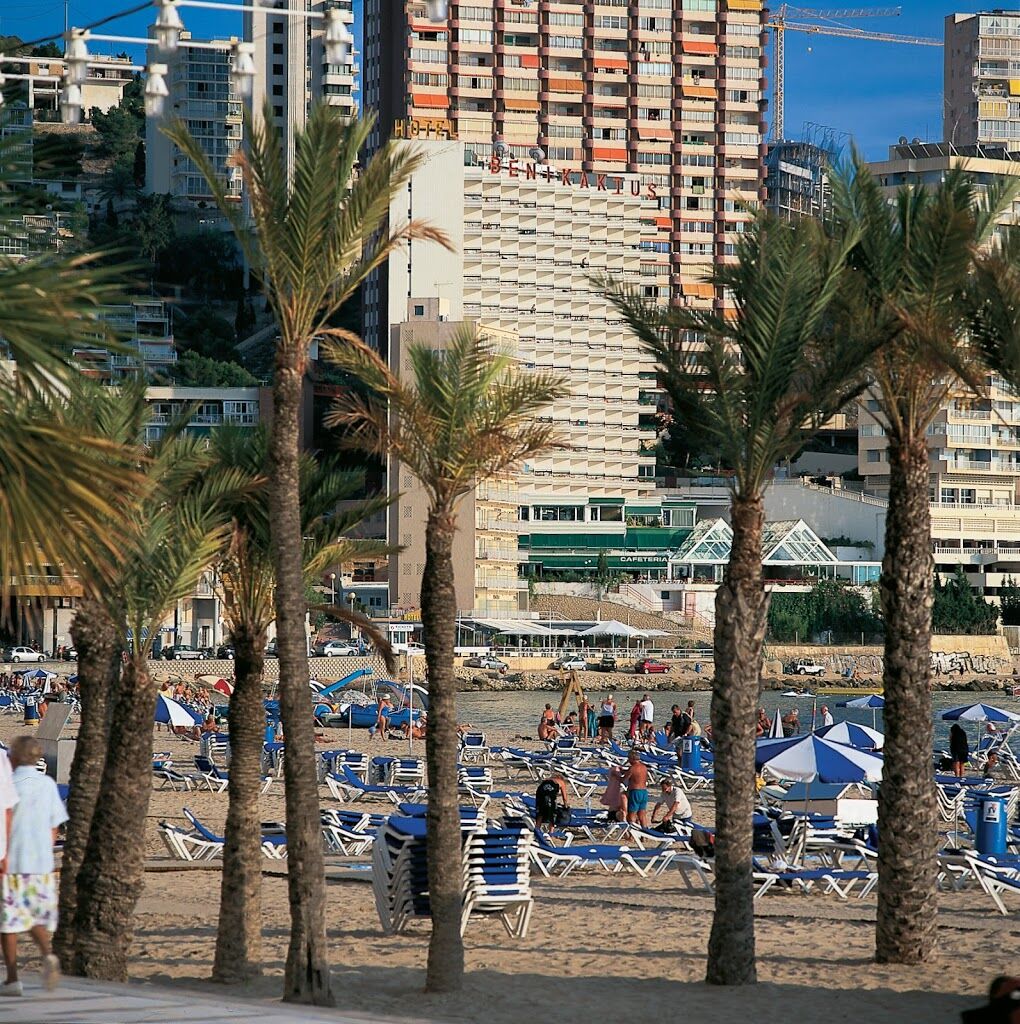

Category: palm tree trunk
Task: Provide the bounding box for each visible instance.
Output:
[421,508,464,993]
[72,653,156,981]
[267,348,333,1006]
[54,598,121,972]
[706,494,766,986]
[876,435,938,963]
[212,625,266,983]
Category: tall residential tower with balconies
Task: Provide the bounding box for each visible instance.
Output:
[362,0,767,336]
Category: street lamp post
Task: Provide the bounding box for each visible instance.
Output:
[329,572,336,607]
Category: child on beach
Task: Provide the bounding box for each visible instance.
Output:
[1,735,67,997]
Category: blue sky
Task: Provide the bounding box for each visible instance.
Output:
[0,1,995,159]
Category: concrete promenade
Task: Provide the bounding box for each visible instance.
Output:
[0,976,446,1023]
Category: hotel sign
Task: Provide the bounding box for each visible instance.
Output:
[393,118,459,139]
[488,156,658,198]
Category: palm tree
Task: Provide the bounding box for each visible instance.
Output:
[605,212,879,985]
[162,104,448,1004]
[0,136,140,588]
[830,162,1017,964]
[71,434,240,981]
[54,381,151,969]
[206,425,392,983]
[326,324,568,992]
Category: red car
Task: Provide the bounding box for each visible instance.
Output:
[635,658,670,675]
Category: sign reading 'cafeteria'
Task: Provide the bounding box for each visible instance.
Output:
[488,155,659,198]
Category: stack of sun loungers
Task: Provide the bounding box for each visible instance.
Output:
[372,814,534,938]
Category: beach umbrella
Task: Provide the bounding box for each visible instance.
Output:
[20,668,55,680]
[154,693,203,728]
[815,721,884,751]
[756,733,883,783]
[195,675,233,696]
[837,692,885,729]
[768,709,785,738]
[941,703,1020,724]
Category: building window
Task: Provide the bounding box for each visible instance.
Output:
[413,304,424,316]
[273,43,283,54]
[866,450,882,464]
[272,84,283,96]
[272,20,283,33]
[273,64,284,75]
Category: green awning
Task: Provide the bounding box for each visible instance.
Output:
[589,497,625,505]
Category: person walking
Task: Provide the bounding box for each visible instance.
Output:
[819,704,834,728]
[1,735,67,996]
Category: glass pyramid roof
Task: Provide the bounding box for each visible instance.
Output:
[671,518,837,566]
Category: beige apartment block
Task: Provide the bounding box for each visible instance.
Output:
[362,0,766,314]
[145,34,243,205]
[387,314,521,615]
[945,10,1020,151]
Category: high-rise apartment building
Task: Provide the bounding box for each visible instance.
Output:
[945,10,1020,151]
[363,0,766,315]
[244,0,358,174]
[145,34,243,206]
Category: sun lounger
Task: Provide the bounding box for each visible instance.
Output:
[182,807,288,859]
[964,853,1020,914]
[529,830,676,878]
[327,764,426,804]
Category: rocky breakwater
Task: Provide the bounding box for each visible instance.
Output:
[455,666,714,693]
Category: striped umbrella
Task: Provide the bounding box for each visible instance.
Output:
[155,693,203,729]
[941,703,1020,724]
[815,721,884,750]
[756,734,883,783]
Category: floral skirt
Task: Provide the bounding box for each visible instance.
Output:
[0,873,58,933]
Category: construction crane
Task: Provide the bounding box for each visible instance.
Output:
[768,5,943,142]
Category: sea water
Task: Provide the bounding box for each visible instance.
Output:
[453,688,1020,753]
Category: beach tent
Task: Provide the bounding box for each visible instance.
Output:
[756,734,883,783]
[195,675,233,697]
[18,668,55,680]
[815,721,884,751]
[155,693,203,729]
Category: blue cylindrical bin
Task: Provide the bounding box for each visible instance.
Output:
[264,721,276,745]
[681,737,702,773]
[976,795,1008,856]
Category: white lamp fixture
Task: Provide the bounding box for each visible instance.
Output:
[324,8,354,65]
[0,69,5,111]
[154,0,184,54]
[64,29,90,86]
[231,41,256,100]
[425,0,449,22]
[60,82,83,124]
[145,63,170,118]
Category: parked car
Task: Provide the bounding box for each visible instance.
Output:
[551,654,588,671]
[314,640,360,657]
[215,644,235,660]
[463,654,508,671]
[4,646,44,664]
[62,647,77,662]
[789,660,825,677]
[635,657,670,675]
[594,655,618,673]
[161,645,204,661]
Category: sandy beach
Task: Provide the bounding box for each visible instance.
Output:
[3,716,1008,1023]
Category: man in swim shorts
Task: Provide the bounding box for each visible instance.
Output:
[622,749,650,828]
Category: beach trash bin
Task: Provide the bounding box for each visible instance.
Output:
[681,736,702,773]
[976,795,1008,856]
